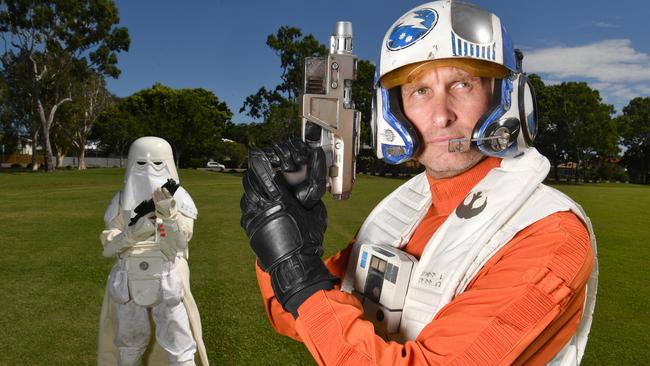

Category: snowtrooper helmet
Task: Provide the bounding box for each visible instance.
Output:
[121,136,179,212]
[371,0,538,164]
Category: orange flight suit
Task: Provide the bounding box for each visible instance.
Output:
[256,157,595,365]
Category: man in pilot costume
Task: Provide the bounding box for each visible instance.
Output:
[240,1,598,365]
[97,136,209,366]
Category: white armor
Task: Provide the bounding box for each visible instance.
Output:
[344,149,598,365]
[97,137,209,366]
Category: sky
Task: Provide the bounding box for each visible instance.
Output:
[107,0,650,123]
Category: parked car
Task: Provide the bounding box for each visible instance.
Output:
[206,161,225,171]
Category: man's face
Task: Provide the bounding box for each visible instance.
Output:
[401,66,492,179]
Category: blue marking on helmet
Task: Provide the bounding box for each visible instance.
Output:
[451,32,457,56]
[501,25,517,71]
[387,9,438,50]
[502,78,512,110]
[380,88,414,164]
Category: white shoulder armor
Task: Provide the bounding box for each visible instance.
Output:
[104,191,122,226]
[175,187,198,219]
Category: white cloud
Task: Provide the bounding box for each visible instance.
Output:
[592,21,618,28]
[542,79,563,86]
[524,39,650,113]
[525,39,650,82]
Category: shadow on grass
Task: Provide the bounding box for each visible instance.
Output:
[0,168,42,174]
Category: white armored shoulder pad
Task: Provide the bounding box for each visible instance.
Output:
[175,187,198,219]
[104,191,122,226]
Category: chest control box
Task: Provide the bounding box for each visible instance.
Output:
[353,243,417,339]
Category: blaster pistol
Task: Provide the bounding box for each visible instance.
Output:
[128,178,180,226]
[300,21,361,200]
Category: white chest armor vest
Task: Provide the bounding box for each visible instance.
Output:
[104,187,198,307]
[342,148,598,365]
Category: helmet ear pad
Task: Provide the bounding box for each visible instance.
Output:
[387,87,422,157]
[471,74,538,157]
[371,86,422,164]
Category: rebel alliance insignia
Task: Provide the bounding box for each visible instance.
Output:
[456,191,487,219]
[387,8,438,51]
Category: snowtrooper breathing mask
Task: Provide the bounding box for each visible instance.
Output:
[122,136,179,213]
[371,0,538,164]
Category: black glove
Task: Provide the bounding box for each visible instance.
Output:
[240,139,338,318]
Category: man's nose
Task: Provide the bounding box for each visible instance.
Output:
[429,92,455,129]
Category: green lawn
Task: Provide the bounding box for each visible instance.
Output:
[0,169,647,365]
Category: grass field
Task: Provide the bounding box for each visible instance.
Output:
[0,168,648,365]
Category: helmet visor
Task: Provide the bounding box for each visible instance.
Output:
[380,58,508,89]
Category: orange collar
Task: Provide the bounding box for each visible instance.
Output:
[425,157,501,216]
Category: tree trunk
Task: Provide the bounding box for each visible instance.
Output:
[30,129,39,171]
[78,147,86,170]
[552,158,560,182]
[42,127,55,171]
[573,151,581,183]
[56,149,65,168]
[34,93,71,172]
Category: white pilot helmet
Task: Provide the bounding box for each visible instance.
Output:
[371,0,538,164]
[121,136,179,212]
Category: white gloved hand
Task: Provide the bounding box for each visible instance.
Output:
[154,187,177,218]
[127,215,156,243]
[157,219,186,260]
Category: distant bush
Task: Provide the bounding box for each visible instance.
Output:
[188,158,206,169]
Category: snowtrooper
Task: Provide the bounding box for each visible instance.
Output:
[97,136,209,366]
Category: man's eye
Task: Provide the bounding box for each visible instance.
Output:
[136,161,146,165]
[153,162,163,165]
[414,87,429,96]
[453,81,472,90]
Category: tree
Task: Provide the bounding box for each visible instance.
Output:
[217,140,248,168]
[352,59,375,147]
[95,84,232,167]
[534,80,617,182]
[0,54,40,168]
[618,97,650,184]
[558,82,617,182]
[240,26,328,141]
[57,68,114,169]
[266,26,328,101]
[0,0,130,171]
[93,96,145,166]
[529,74,566,181]
[0,75,20,160]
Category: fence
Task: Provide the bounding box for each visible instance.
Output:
[61,156,124,168]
